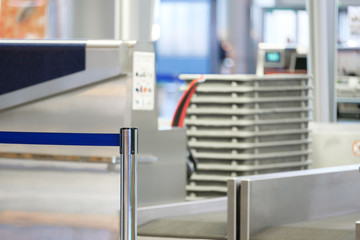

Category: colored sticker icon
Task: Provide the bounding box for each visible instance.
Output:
[352,140,360,156]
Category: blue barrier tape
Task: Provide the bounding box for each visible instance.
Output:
[0,131,120,146]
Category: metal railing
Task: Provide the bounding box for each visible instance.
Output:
[0,128,138,240]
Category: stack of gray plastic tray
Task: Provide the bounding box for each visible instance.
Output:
[179,74,312,200]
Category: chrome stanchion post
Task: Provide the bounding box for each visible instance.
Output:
[120,128,138,240]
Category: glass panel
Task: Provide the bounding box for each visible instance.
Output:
[297,10,309,46]
[264,10,297,44]
[157,1,210,57]
[155,0,212,77]
[155,0,213,123]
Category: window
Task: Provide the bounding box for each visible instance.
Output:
[263,9,309,46]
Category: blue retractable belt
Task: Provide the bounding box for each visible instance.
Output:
[0,131,120,146]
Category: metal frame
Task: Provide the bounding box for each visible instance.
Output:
[0,40,136,111]
[0,40,187,206]
[0,128,138,240]
[228,164,360,240]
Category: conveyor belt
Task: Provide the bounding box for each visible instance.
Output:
[138,211,227,240]
[251,212,360,240]
[138,211,359,240]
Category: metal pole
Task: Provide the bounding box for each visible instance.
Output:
[306,0,337,122]
[120,128,138,240]
[357,221,360,240]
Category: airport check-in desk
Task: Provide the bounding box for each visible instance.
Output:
[0,40,360,240]
[0,40,187,239]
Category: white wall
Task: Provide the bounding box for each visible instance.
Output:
[310,122,360,168]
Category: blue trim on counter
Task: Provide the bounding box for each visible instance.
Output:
[0,43,86,95]
[0,131,119,146]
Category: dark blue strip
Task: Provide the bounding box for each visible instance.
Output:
[0,43,85,95]
[0,132,120,146]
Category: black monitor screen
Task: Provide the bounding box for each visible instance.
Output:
[295,57,307,70]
